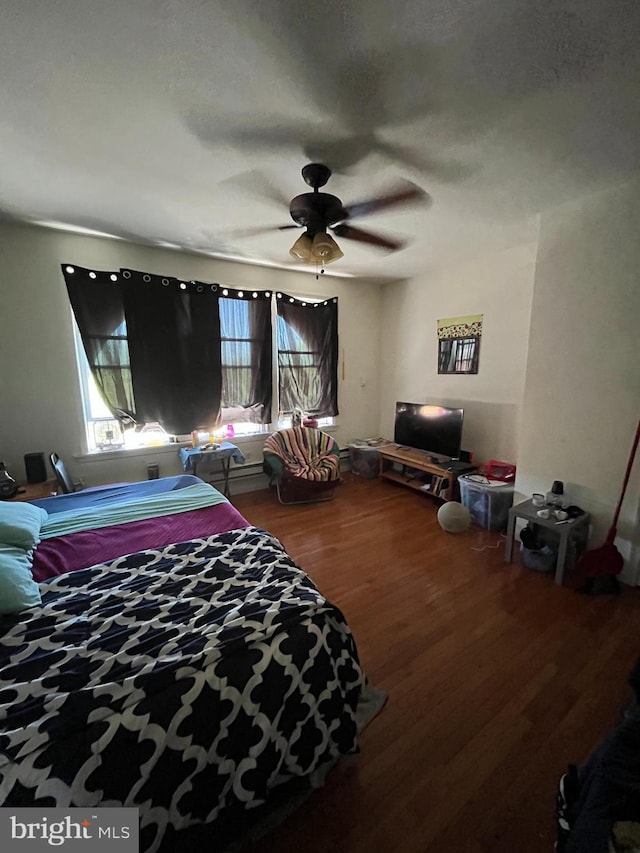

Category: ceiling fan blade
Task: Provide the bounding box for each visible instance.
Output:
[375,140,473,183]
[220,169,293,210]
[226,224,300,239]
[332,223,405,252]
[343,181,430,220]
[186,114,297,157]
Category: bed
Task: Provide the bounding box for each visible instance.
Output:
[0,476,367,851]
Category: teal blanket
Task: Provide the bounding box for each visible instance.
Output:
[40,483,228,540]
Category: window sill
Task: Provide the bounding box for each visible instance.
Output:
[73,435,262,464]
[73,424,338,464]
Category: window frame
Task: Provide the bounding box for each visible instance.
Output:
[74,291,336,454]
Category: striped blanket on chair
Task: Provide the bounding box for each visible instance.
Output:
[264,427,340,482]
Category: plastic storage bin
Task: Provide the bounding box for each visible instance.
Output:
[459,475,514,532]
[348,444,383,479]
[519,541,555,572]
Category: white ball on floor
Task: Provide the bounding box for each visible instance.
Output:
[437,501,471,533]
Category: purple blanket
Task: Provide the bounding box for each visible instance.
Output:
[32,502,249,581]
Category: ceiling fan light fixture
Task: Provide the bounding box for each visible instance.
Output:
[289,232,313,261]
[243,163,426,267]
[311,231,343,264]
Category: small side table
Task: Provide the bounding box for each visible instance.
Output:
[179,443,246,497]
[505,499,590,585]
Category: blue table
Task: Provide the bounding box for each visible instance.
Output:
[179,443,246,497]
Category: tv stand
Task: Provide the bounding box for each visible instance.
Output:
[378,444,468,501]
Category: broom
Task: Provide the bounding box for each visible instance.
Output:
[578,418,640,581]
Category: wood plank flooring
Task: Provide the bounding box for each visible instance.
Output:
[230,474,640,853]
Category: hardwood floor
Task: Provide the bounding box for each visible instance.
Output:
[230,475,640,853]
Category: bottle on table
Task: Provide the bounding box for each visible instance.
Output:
[545,479,565,509]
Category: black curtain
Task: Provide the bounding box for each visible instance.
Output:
[62,265,136,425]
[249,296,273,422]
[63,264,334,432]
[120,269,222,434]
[277,295,338,416]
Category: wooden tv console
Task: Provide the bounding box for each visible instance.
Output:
[378,444,465,502]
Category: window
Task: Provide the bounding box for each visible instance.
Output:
[437,315,482,375]
[277,315,323,414]
[218,296,271,432]
[74,325,173,451]
[220,298,253,408]
[66,265,337,453]
[76,335,265,451]
[276,296,339,418]
[437,337,480,374]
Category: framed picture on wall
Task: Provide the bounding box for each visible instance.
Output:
[437,315,483,374]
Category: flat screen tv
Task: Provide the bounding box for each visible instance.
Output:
[393,402,464,460]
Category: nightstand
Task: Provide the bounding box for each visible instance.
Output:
[3,480,58,502]
[504,499,590,585]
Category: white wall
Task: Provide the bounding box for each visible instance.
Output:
[0,222,383,487]
[516,177,640,584]
[378,238,538,464]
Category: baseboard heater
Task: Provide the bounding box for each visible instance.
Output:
[205,450,350,491]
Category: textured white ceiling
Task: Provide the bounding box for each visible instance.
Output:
[1,0,639,279]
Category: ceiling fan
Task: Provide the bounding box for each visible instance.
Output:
[231,163,430,270]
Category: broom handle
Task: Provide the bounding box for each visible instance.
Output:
[609,418,640,538]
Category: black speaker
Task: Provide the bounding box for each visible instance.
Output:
[24,452,47,484]
[459,450,473,463]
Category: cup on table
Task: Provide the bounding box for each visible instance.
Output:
[554,509,568,521]
[532,493,545,507]
[536,508,550,519]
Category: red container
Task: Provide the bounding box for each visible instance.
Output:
[480,460,516,482]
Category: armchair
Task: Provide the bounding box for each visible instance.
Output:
[263,427,342,504]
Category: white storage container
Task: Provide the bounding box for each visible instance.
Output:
[459,475,514,532]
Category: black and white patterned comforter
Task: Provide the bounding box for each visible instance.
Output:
[0,526,364,851]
